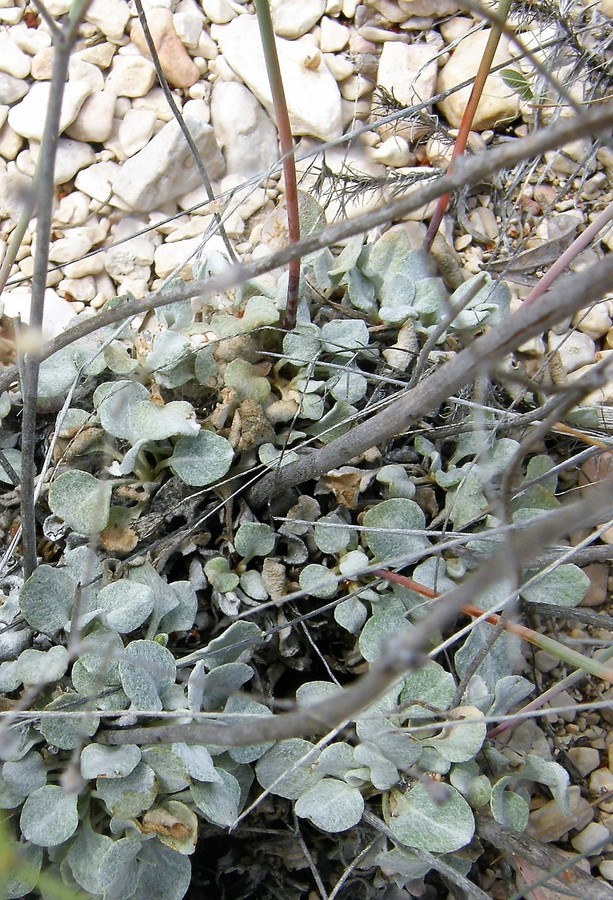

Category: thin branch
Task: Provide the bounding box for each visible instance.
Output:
[1,102,611,398]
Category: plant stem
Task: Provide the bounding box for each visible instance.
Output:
[424,0,512,252]
[254,0,300,330]
[19,0,92,579]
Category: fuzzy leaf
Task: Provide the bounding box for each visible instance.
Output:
[14,646,69,687]
[422,707,487,763]
[387,782,475,853]
[119,640,176,711]
[19,565,75,633]
[96,580,155,633]
[363,498,430,562]
[170,431,234,487]
[20,785,79,847]
[299,564,338,599]
[520,564,589,607]
[399,660,456,719]
[295,778,364,832]
[191,768,241,827]
[96,761,157,818]
[0,449,21,485]
[80,744,141,780]
[256,739,321,800]
[48,470,112,535]
[37,693,99,750]
[490,777,529,831]
[234,522,275,563]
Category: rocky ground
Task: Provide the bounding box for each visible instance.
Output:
[0,0,612,894]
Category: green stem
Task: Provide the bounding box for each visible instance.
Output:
[424,0,512,252]
[254,0,300,330]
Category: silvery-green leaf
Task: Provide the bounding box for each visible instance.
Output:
[80,743,141,780]
[413,277,448,328]
[520,755,571,815]
[399,660,456,720]
[283,324,322,367]
[131,839,192,900]
[299,564,338,599]
[95,380,149,438]
[2,751,46,799]
[295,681,343,707]
[131,399,198,442]
[256,739,321,800]
[126,562,180,632]
[194,344,218,386]
[141,746,190,793]
[327,367,368,404]
[204,557,239,593]
[450,762,491,808]
[315,743,355,780]
[448,274,510,331]
[97,837,140,900]
[224,696,274,764]
[0,661,20,692]
[19,565,75,633]
[334,597,367,634]
[321,319,369,355]
[1,832,42,898]
[418,746,451,775]
[0,391,10,422]
[490,776,529,831]
[422,707,487,763]
[329,234,364,277]
[19,785,79,847]
[314,512,352,555]
[190,662,253,713]
[376,465,415,500]
[66,818,113,895]
[143,330,190,373]
[487,675,534,717]
[38,692,99,750]
[353,742,398,790]
[295,778,364,833]
[159,581,198,633]
[14,645,69,687]
[375,846,431,882]
[0,448,20,485]
[239,570,268,601]
[191,768,241,827]
[96,581,155,633]
[343,265,376,313]
[172,743,221,783]
[137,801,197,855]
[170,430,233,486]
[0,769,22,809]
[359,611,410,663]
[524,454,557,493]
[454,621,521,693]
[338,549,368,577]
[37,347,79,405]
[119,640,176,711]
[48,470,112,535]
[104,340,138,374]
[387,782,474,853]
[444,471,488,530]
[96,761,157,818]
[234,522,275,563]
[356,714,422,769]
[305,401,357,444]
[521,564,589,607]
[225,358,271,404]
[186,620,263,670]
[363,498,430,562]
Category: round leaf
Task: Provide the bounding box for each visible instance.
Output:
[80,743,141,780]
[96,580,155,633]
[387,782,474,854]
[363,498,430,562]
[19,565,75,633]
[48,471,112,535]
[170,431,234,486]
[191,768,241,827]
[20,785,79,847]
[256,739,321,800]
[295,778,364,832]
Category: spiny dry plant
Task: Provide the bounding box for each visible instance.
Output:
[0,1,612,898]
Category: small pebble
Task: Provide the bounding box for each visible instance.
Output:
[571,821,610,855]
[568,746,601,777]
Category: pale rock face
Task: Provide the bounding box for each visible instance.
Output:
[8,80,96,140]
[74,160,122,204]
[9,23,52,56]
[437,31,520,130]
[211,81,278,178]
[53,192,92,228]
[130,8,200,89]
[0,33,31,79]
[270,0,326,38]
[154,237,203,278]
[217,15,342,142]
[173,3,205,49]
[548,329,596,374]
[320,16,350,52]
[85,0,131,42]
[112,116,225,211]
[399,0,462,15]
[118,107,158,157]
[201,0,236,24]
[29,138,96,186]
[0,71,28,105]
[2,287,76,339]
[377,41,438,108]
[106,55,157,98]
[0,124,22,160]
[65,90,117,144]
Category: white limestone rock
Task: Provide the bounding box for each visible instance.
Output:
[118,107,157,157]
[29,138,95,185]
[174,3,204,49]
[217,15,342,142]
[85,0,131,42]
[377,41,438,108]
[106,54,157,98]
[0,123,23,160]
[154,237,203,278]
[48,231,94,264]
[201,0,236,24]
[112,116,225,211]
[2,287,76,339]
[65,90,117,144]
[0,33,31,79]
[9,23,52,56]
[74,161,122,204]
[270,0,326,38]
[211,81,278,178]
[53,192,92,228]
[371,135,412,167]
[319,16,349,52]
[437,31,520,130]
[8,79,95,140]
[0,71,28,105]
[548,329,596,374]
[130,8,200,89]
